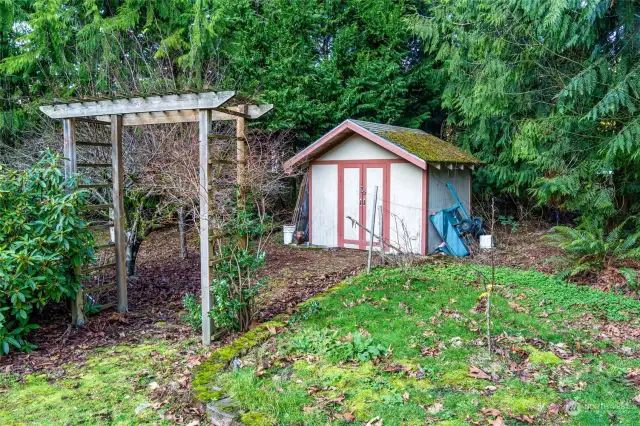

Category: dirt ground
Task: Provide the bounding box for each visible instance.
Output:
[3,222,637,374]
[0,228,367,374]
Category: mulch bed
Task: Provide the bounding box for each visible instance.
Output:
[1,228,367,374]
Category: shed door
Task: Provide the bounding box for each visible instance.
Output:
[339,164,386,250]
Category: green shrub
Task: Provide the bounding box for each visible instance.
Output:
[208,199,269,333]
[182,293,201,331]
[0,151,94,354]
[546,218,640,288]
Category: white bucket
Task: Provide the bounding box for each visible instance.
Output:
[283,225,295,245]
[480,234,493,249]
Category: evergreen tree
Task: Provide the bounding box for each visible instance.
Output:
[411,0,640,224]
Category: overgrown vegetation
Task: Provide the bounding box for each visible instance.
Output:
[209,198,270,333]
[547,219,640,289]
[0,151,94,354]
[182,293,201,332]
[205,264,640,425]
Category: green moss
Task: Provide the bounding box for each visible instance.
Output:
[488,386,557,415]
[240,411,276,426]
[441,368,485,389]
[380,130,481,164]
[521,345,562,367]
[344,387,382,419]
[191,319,287,402]
[0,341,177,425]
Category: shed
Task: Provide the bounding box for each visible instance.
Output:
[284,120,482,255]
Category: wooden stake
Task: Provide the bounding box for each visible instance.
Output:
[199,110,214,345]
[64,118,86,326]
[367,186,378,273]
[111,115,127,312]
[378,205,385,265]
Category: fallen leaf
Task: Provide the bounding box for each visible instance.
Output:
[402,392,410,402]
[469,366,491,380]
[426,402,444,414]
[335,411,356,422]
[547,403,560,415]
[480,408,501,417]
[487,416,506,426]
[513,414,535,424]
[330,393,345,405]
[633,395,640,406]
[266,325,277,334]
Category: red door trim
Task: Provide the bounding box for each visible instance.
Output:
[421,167,428,255]
[308,165,313,244]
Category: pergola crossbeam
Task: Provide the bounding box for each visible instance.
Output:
[40,91,236,119]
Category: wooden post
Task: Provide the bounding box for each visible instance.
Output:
[367,186,378,273]
[111,115,127,312]
[178,206,188,259]
[199,109,214,345]
[378,205,385,265]
[64,118,86,326]
[236,104,248,248]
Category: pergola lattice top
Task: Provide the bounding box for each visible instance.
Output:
[40,91,273,124]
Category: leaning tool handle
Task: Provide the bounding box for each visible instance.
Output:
[446,183,470,220]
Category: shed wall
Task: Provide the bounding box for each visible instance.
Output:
[310,164,338,247]
[389,162,423,254]
[427,167,472,253]
[319,134,399,161]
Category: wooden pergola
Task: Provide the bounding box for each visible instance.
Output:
[40,91,273,344]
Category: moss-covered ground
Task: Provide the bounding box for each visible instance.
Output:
[0,338,207,425]
[208,264,640,425]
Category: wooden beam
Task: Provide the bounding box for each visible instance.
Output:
[75,117,110,125]
[199,109,214,345]
[77,141,112,147]
[91,104,273,126]
[212,107,251,119]
[111,115,128,312]
[63,118,85,327]
[40,91,236,119]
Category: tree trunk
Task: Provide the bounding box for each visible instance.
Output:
[178,206,188,259]
[126,236,143,276]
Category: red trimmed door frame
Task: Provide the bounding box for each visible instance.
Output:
[336,160,394,250]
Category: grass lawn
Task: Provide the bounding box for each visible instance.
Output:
[206,264,640,425]
[0,338,207,425]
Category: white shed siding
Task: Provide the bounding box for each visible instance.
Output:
[319,134,399,161]
[389,162,423,254]
[311,164,338,247]
[427,167,472,253]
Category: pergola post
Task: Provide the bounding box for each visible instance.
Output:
[63,118,86,326]
[111,115,127,312]
[199,109,214,344]
[236,104,248,248]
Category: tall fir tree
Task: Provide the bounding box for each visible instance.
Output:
[411,0,640,224]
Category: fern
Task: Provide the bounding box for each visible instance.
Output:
[547,218,640,288]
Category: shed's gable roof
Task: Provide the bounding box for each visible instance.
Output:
[284,119,481,171]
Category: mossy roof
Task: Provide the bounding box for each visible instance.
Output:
[350,120,482,164]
